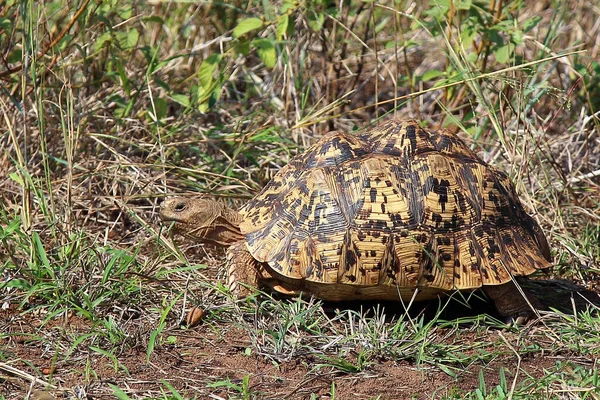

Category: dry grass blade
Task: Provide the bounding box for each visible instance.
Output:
[0,362,58,391]
[1,0,598,399]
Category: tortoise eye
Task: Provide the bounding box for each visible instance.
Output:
[174,202,187,212]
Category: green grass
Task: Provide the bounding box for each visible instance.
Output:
[1,0,599,398]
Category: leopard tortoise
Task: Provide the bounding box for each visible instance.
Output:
[160,119,551,322]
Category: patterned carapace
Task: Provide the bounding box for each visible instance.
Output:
[240,119,550,292]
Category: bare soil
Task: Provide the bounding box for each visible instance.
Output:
[2,287,597,400]
[2,237,598,399]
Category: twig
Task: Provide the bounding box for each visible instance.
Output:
[0,362,58,390]
[0,0,92,79]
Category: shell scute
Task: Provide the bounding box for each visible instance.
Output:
[239,119,550,293]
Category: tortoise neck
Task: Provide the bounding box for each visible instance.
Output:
[205,206,245,246]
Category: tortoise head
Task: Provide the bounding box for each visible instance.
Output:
[159,197,244,246]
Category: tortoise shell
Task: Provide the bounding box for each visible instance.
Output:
[239,119,550,296]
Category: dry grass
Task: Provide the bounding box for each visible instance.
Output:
[1,0,599,398]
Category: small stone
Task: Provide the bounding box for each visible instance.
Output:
[186,307,206,327]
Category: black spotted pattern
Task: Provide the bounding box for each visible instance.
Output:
[239,119,550,293]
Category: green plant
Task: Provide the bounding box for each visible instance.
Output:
[207,375,254,400]
[1,0,598,398]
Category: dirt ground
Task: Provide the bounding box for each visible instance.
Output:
[2,236,599,399]
[2,285,597,400]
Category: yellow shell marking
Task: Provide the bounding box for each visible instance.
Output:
[239,119,550,293]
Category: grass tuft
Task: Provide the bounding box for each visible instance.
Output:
[1,0,598,398]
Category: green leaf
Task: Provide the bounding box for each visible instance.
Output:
[152,76,169,91]
[9,172,23,186]
[198,53,222,88]
[161,380,185,400]
[422,69,445,82]
[492,20,515,32]
[374,16,392,34]
[166,336,177,344]
[494,42,515,64]
[281,0,296,13]
[522,15,542,33]
[488,30,504,47]
[171,94,190,107]
[117,5,132,19]
[499,367,508,391]
[253,39,277,68]
[233,17,263,38]
[32,232,50,269]
[198,102,209,113]
[0,17,12,31]
[94,31,112,52]
[109,384,132,400]
[115,29,139,50]
[1,278,31,290]
[0,218,21,239]
[286,20,295,38]
[90,346,122,372]
[125,29,139,49]
[144,15,164,24]
[207,377,241,391]
[456,0,472,10]
[427,0,450,14]
[437,363,457,378]
[276,14,289,40]
[307,11,325,31]
[460,25,478,49]
[147,328,159,362]
[512,29,524,45]
[235,39,251,56]
[150,97,167,122]
[7,48,21,63]
[478,368,487,396]
[466,51,478,63]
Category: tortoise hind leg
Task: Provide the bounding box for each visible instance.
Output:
[483,280,542,324]
[226,241,263,298]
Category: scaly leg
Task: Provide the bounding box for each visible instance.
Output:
[226,241,262,298]
[483,279,542,324]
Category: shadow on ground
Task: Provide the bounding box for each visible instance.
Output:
[318,278,600,323]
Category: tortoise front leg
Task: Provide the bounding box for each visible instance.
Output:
[226,241,302,298]
[483,280,542,324]
[226,241,263,298]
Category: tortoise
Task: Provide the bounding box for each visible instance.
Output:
[160,119,551,322]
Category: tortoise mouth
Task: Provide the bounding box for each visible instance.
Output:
[158,209,182,223]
